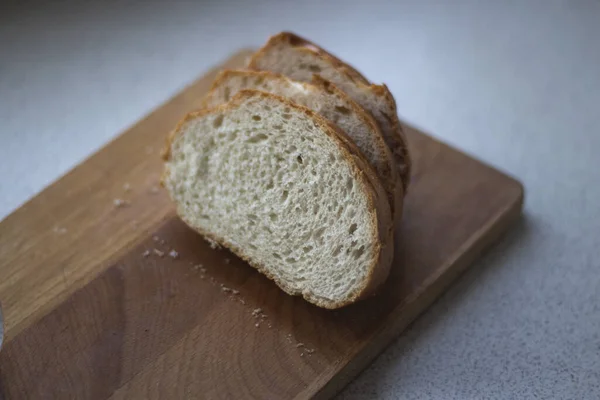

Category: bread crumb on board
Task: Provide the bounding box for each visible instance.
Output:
[152,235,165,245]
[153,249,165,257]
[282,335,315,356]
[251,308,270,328]
[252,308,263,317]
[206,238,220,250]
[168,250,179,259]
[221,285,233,294]
[113,198,130,208]
[142,250,151,257]
[220,284,241,297]
[193,264,207,273]
[53,226,67,234]
[123,183,131,191]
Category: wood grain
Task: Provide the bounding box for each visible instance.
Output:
[0,50,523,399]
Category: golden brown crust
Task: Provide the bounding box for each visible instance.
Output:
[247,32,370,87]
[247,31,412,193]
[203,70,236,107]
[273,32,371,85]
[200,69,250,109]
[371,83,412,192]
[163,89,393,308]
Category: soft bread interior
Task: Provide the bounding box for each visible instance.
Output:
[164,91,388,308]
[203,70,401,221]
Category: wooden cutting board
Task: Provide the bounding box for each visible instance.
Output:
[0,50,523,399]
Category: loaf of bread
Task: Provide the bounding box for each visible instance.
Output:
[203,69,402,222]
[163,90,393,308]
[247,32,411,191]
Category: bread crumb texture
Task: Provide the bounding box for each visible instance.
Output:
[164,92,385,308]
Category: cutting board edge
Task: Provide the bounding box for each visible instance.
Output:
[307,181,524,400]
[0,50,255,343]
[0,47,529,399]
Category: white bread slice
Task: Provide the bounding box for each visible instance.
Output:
[163,90,393,309]
[247,32,412,192]
[202,69,403,222]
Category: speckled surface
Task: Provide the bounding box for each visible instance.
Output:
[2,1,600,398]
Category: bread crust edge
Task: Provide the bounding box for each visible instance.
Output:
[247,31,412,192]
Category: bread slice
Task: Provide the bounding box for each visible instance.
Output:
[163,90,393,308]
[247,32,412,192]
[202,69,403,222]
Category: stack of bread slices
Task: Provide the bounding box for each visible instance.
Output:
[163,32,411,309]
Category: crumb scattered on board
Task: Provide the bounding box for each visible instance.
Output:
[251,308,270,328]
[193,264,207,273]
[284,336,315,357]
[136,240,314,355]
[221,285,233,294]
[53,226,67,234]
[113,198,130,208]
[153,249,164,257]
[192,264,209,281]
[123,183,131,191]
[206,238,220,250]
[152,235,165,245]
[192,262,250,304]
[300,348,316,357]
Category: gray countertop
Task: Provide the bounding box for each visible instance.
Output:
[2,0,599,398]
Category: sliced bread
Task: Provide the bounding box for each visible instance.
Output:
[247,32,412,192]
[163,90,393,308]
[202,69,403,221]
